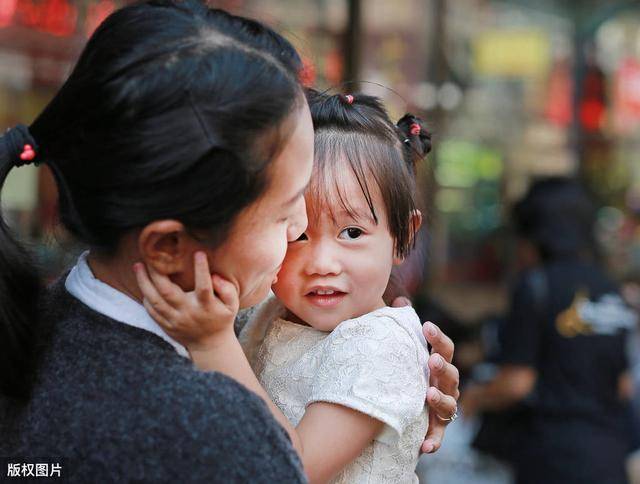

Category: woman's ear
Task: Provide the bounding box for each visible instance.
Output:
[393,210,423,265]
[138,220,196,275]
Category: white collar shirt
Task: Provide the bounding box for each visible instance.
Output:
[65,251,190,359]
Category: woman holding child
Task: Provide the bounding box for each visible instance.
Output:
[0,1,458,481]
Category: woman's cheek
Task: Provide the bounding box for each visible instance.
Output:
[277,227,290,265]
[261,228,287,287]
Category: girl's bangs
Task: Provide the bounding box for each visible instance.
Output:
[306,131,382,227]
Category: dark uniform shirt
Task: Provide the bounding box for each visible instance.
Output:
[502,259,634,484]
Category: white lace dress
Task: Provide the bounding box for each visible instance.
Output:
[239,296,429,483]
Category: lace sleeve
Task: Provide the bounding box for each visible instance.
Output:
[308,314,428,437]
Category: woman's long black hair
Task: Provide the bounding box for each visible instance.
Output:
[0,0,303,398]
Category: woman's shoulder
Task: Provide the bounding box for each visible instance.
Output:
[150,366,288,440]
[39,366,304,482]
[126,356,305,481]
[39,280,265,419]
[43,279,275,417]
[33,281,304,482]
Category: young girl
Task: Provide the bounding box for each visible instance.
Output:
[135,91,433,483]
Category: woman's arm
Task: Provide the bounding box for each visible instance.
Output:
[423,321,460,452]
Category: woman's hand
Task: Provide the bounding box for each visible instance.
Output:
[133,251,239,351]
[392,297,460,454]
[422,321,459,453]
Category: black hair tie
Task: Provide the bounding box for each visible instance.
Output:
[4,124,39,168]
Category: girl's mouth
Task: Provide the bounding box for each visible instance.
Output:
[305,289,347,307]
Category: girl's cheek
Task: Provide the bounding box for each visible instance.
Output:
[280,246,300,274]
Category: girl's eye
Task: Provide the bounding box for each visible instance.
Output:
[294,232,308,242]
[339,227,363,240]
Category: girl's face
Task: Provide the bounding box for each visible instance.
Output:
[272,166,399,331]
[207,101,314,308]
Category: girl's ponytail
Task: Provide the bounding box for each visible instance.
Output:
[0,126,43,399]
[396,114,432,172]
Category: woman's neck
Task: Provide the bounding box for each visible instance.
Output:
[86,248,144,303]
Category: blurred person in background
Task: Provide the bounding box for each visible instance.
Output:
[621,258,640,482]
[460,177,636,484]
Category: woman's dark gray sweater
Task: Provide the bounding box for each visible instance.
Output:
[0,278,305,483]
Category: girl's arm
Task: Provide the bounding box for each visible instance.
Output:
[190,330,383,483]
[134,253,383,482]
[297,402,383,482]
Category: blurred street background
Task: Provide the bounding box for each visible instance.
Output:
[2,0,640,482]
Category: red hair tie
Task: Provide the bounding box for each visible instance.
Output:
[409,123,421,136]
[19,144,35,161]
[344,94,354,104]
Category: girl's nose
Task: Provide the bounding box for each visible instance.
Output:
[304,241,341,276]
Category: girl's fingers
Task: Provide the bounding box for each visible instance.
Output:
[146,264,184,308]
[133,263,178,320]
[134,263,163,306]
[211,274,239,312]
[142,297,175,330]
[193,252,214,304]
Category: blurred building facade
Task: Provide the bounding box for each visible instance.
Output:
[1,0,640,304]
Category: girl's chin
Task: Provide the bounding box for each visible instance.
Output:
[307,319,341,332]
[299,312,342,331]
